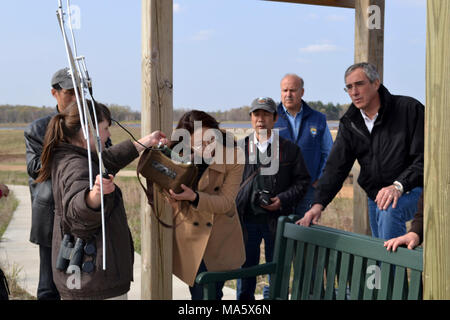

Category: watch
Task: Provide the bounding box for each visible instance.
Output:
[393,181,404,194]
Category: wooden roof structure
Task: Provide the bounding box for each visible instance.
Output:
[140,0,450,300]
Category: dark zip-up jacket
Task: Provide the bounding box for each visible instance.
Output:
[236,134,311,235]
[314,84,424,208]
[409,192,423,244]
[25,112,57,246]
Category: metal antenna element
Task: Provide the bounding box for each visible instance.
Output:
[56,0,108,270]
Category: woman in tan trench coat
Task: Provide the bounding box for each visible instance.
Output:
[164,110,245,300]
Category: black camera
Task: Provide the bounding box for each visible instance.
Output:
[254,189,272,207]
[254,174,273,207]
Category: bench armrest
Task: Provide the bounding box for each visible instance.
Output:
[196,262,277,285]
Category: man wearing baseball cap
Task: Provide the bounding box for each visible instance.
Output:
[23,68,76,299]
[235,97,311,300]
[50,67,76,112]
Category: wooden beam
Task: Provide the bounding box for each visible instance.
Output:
[351,165,371,236]
[352,0,384,235]
[141,0,173,300]
[267,0,355,8]
[354,0,385,79]
[424,0,450,300]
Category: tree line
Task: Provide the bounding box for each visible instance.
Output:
[0,104,141,123]
[174,101,349,122]
[0,101,349,124]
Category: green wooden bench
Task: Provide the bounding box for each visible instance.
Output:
[196,215,423,300]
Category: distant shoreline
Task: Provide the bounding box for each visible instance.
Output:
[0,120,340,131]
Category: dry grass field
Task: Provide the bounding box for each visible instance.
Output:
[0,122,142,171]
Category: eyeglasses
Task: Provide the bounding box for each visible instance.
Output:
[344,80,367,93]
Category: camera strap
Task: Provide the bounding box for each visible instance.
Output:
[136,164,177,229]
[238,167,260,194]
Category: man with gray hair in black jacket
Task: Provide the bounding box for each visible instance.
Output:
[298,62,424,241]
[24,67,76,300]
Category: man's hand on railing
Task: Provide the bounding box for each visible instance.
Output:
[384,232,420,251]
[296,203,323,226]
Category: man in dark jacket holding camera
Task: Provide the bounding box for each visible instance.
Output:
[298,62,424,241]
[235,97,310,300]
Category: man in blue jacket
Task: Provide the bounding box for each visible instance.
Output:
[274,74,333,218]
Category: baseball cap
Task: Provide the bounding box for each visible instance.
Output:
[51,67,74,90]
[249,97,277,114]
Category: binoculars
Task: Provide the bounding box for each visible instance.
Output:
[56,234,96,273]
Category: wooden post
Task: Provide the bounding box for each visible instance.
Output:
[352,0,384,235]
[354,0,385,79]
[424,0,450,300]
[141,0,173,300]
[351,165,371,235]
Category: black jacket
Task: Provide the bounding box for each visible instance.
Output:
[235,133,311,234]
[409,192,423,244]
[315,84,424,208]
[25,113,56,246]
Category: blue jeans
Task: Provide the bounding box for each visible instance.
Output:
[236,222,275,300]
[295,186,315,219]
[367,187,422,240]
[189,261,224,300]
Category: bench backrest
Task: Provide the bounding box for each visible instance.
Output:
[269,216,423,300]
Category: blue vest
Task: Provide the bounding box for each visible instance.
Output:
[274,101,327,182]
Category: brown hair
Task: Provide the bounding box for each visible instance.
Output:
[175,110,220,134]
[169,110,235,149]
[36,101,111,182]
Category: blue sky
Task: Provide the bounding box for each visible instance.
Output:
[0,0,426,112]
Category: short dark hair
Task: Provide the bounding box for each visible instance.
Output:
[250,109,278,120]
[52,83,63,91]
